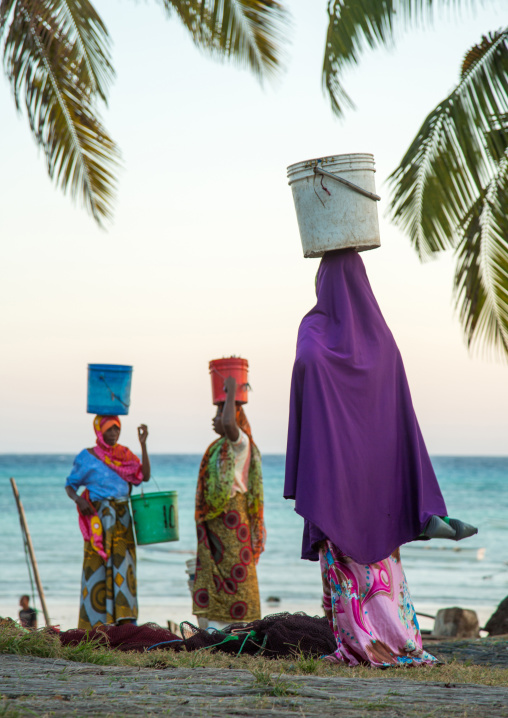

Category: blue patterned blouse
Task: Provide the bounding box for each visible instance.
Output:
[65,449,130,501]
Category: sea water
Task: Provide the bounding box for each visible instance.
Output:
[1,455,507,630]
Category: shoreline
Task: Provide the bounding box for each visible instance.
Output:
[2,598,496,633]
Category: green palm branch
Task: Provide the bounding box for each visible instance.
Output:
[1,0,119,225]
[0,0,287,226]
[322,1,508,358]
[162,0,287,80]
[454,157,508,357]
[389,29,508,357]
[322,0,471,118]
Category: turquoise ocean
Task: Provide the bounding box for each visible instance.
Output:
[1,455,507,630]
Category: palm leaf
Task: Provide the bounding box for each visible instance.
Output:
[1,0,114,98]
[323,0,477,117]
[159,0,286,80]
[1,0,119,224]
[387,29,508,357]
[388,28,508,259]
[454,152,508,357]
[321,1,508,357]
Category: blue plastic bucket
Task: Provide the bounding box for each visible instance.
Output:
[87,364,133,416]
[130,491,179,545]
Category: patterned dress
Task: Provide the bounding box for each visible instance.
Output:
[193,410,265,625]
[79,498,137,630]
[193,492,260,623]
[66,450,139,629]
[320,541,438,667]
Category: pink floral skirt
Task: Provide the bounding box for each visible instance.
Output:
[319,540,438,667]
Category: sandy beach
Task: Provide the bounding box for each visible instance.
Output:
[5,596,496,636]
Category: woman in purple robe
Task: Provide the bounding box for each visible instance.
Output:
[284,249,476,667]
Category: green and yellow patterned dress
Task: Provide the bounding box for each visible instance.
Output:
[193,408,265,624]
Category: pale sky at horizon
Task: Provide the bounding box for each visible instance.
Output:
[1,0,507,456]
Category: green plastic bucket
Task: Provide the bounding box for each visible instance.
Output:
[130,491,179,545]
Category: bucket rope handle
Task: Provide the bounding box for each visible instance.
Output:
[210,366,252,393]
[98,374,130,409]
[131,477,161,505]
[313,166,381,202]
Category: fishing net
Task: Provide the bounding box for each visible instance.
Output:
[57,612,335,657]
[181,612,335,658]
[59,622,183,653]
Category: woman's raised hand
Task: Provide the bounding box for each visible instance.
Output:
[138,424,151,481]
[138,424,149,446]
[224,376,237,395]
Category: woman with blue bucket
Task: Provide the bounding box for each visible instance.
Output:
[65,364,151,629]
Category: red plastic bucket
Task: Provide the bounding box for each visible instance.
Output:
[209,357,249,405]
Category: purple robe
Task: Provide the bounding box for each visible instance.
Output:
[284,249,447,564]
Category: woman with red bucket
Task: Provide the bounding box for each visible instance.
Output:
[192,359,265,629]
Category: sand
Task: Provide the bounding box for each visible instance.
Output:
[25,597,496,634]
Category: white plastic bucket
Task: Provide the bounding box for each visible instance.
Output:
[287,153,381,257]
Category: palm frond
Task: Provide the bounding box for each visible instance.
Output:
[160,0,287,80]
[323,0,476,117]
[454,151,508,358]
[1,0,114,99]
[462,30,500,78]
[388,28,508,259]
[1,0,119,224]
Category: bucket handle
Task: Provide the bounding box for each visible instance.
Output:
[313,166,381,202]
[139,485,148,507]
[131,479,162,510]
[210,366,252,393]
[98,374,130,409]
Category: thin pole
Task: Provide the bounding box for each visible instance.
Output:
[10,478,51,627]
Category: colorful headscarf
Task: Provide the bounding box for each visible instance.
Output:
[93,415,144,485]
[195,406,265,564]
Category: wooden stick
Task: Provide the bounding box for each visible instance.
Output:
[10,478,51,627]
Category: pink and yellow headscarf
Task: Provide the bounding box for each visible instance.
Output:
[93,415,143,485]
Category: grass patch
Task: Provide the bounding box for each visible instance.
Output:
[0,704,20,718]
[0,702,39,718]
[1,622,508,686]
[288,648,321,674]
[250,666,298,696]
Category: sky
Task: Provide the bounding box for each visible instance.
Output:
[1,0,507,455]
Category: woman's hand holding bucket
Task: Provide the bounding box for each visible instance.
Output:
[223,376,237,396]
